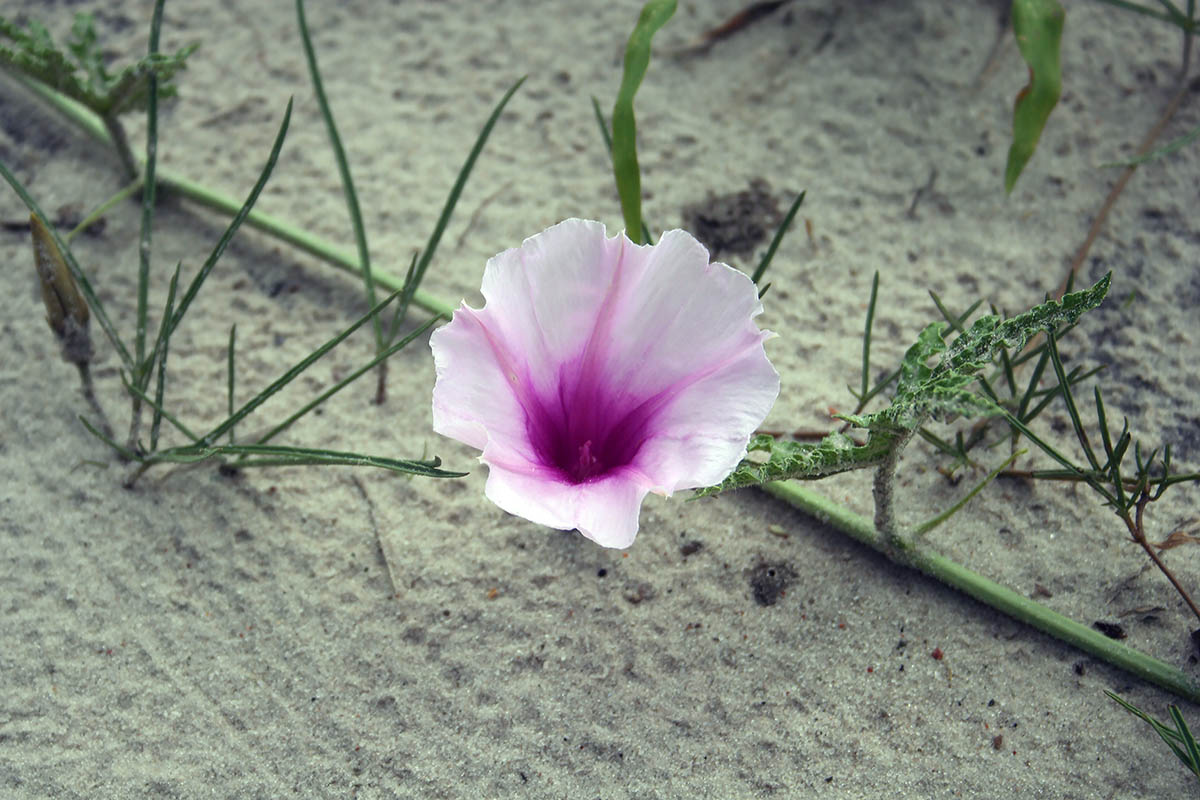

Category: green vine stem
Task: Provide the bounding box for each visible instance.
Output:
[763,480,1200,704]
[12,74,455,320]
[11,68,1200,707]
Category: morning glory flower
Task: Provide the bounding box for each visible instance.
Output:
[429,219,779,548]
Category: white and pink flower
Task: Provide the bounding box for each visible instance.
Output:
[430,219,778,548]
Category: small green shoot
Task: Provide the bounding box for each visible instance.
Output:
[611,0,676,243]
[1005,0,1064,192]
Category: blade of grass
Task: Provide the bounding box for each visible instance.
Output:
[79,414,140,460]
[1172,704,1200,775]
[198,289,404,447]
[1090,0,1182,24]
[135,0,165,390]
[150,443,465,477]
[65,177,142,242]
[852,271,880,402]
[120,370,201,444]
[165,98,293,342]
[1107,691,1197,773]
[253,314,439,448]
[295,0,383,362]
[226,323,236,444]
[1045,329,1102,472]
[611,0,676,243]
[590,95,653,245]
[914,450,1023,535]
[149,263,180,452]
[750,190,804,285]
[388,76,526,340]
[591,95,613,152]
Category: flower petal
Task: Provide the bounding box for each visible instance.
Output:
[482,461,649,549]
[632,341,780,492]
[429,306,535,461]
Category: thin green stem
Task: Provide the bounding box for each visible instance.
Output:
[751,190,804,285]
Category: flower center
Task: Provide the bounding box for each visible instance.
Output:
[526,390,653,485]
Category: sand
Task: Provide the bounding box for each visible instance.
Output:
[2,0,1199,797]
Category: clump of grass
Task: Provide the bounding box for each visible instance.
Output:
[0,0,496,485]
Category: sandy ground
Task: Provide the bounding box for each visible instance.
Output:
[2,0,1200,797]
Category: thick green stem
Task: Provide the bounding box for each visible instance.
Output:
[762,480,1200,704]
[13,75,455,320]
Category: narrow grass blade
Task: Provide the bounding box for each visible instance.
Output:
[591,95,613,152]
[591,95,653,244]
[295,0,382,355]
[121,369,200,444]
[13,74,456,319]
[167,98,294,340]
[389,76,525,339]
[135,0,165,390]
[1107,691,1198,775]
[78,414,140,460]
[65,177,141,242]
[1103,119,1200,168]
[915,449,1023,535]
[852,271,880,402]
[1089,0,1181,24]
[1045,329,1102,471]
[1016,343,1051,420]
[253,315,438,448]
[226,324,236,444]
[151,443,466,478]
[1005,0,1064,192]
[149,263,180,452]
[1171,704,1200,776]
[199,289,402,446]
[751,190,804,284]
[0,158,133,370]
[611,0,676,242]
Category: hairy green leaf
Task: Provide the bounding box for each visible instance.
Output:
[0,12,197,115]
[700,274,1111,496]
[694,432,894,497]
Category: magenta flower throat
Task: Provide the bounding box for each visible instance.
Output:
[430,219,779,548]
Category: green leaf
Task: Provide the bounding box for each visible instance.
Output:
[0,12,197,116]
[701,274,1111,495]
[695,432,894,497]
[1005,0,1064,193]
[858,272,1110,432]
[611,0,676,243]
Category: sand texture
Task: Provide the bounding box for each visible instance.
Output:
[2,0,1200,797]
